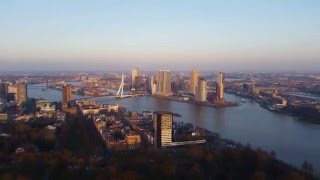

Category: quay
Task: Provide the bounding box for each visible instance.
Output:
[152,95,239,108]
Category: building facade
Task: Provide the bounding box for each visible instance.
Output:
[17,82,27,103]
[0,113,8,121]
[155,70,172,96]
[150,75,157,95]
[36,100,56,112]
[153,111,173,148]
[131,68,139,89]
[195,78,207,102]
[190,69,199,94]
[135,76,143,90]
[216,72,225,99]
[0,83,8,96]
[125,132,141,149]
[62,85,72,103]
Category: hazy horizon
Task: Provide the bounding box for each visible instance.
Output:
[1,0,319,72]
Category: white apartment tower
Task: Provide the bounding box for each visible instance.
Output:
[216,72,225,99]
[195,78,207,102]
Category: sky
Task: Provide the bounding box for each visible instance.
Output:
[0,0,319,72]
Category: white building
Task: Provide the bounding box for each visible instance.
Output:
[150,75,157,95]
[217,72,225,99]
[36,100,56,112]
[195,78,207,102]
[100,104,119,112]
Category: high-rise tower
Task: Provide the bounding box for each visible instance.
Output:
[153,111,173,148]
[190,69,199,94]
[17,82,27,103]
[62,85,72,103]
[150,75,157,95]
[131,68,139,89]
[195,78,207,102]
[0,83,8,96]
[216,72,225,99]
[155,70,172,96]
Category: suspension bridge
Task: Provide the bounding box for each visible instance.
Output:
[115,73,143,99]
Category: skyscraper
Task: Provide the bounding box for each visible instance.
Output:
[16,82,27,103]
[216,72,225,99]
[190,69,198,94]
[0,83,8,96]
[150,75,157,95]
[155,70,172,96]
[131,68,139,89]
[195,78,207,102]
[135,76,143,90]
[62,85,72,103]
[153,111,173,148]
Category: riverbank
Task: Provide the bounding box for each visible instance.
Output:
[27,85,320,174]
[152,95,238,108]
[227,91,320,124]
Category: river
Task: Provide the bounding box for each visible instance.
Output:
[28,84,320,172]
[27,83,86,101]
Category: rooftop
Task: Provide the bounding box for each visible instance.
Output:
[153,111,172,115]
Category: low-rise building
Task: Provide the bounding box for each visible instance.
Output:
[0,113,8,121]
[81,106,100,115]
[36,100,56,112]
[55,111,66,121]
[99,104,119,113]
[125,131,141,149]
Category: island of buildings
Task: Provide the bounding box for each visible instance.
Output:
[149,69,236,108]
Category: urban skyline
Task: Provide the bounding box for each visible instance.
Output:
[1,1,320,179]
[1,67,320,178]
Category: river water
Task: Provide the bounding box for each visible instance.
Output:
[28,84,86,101]
[28,84,320,172]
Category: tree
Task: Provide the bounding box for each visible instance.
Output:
[112,130,124,140]
[270,150,276,159]
[250,171,266,180]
